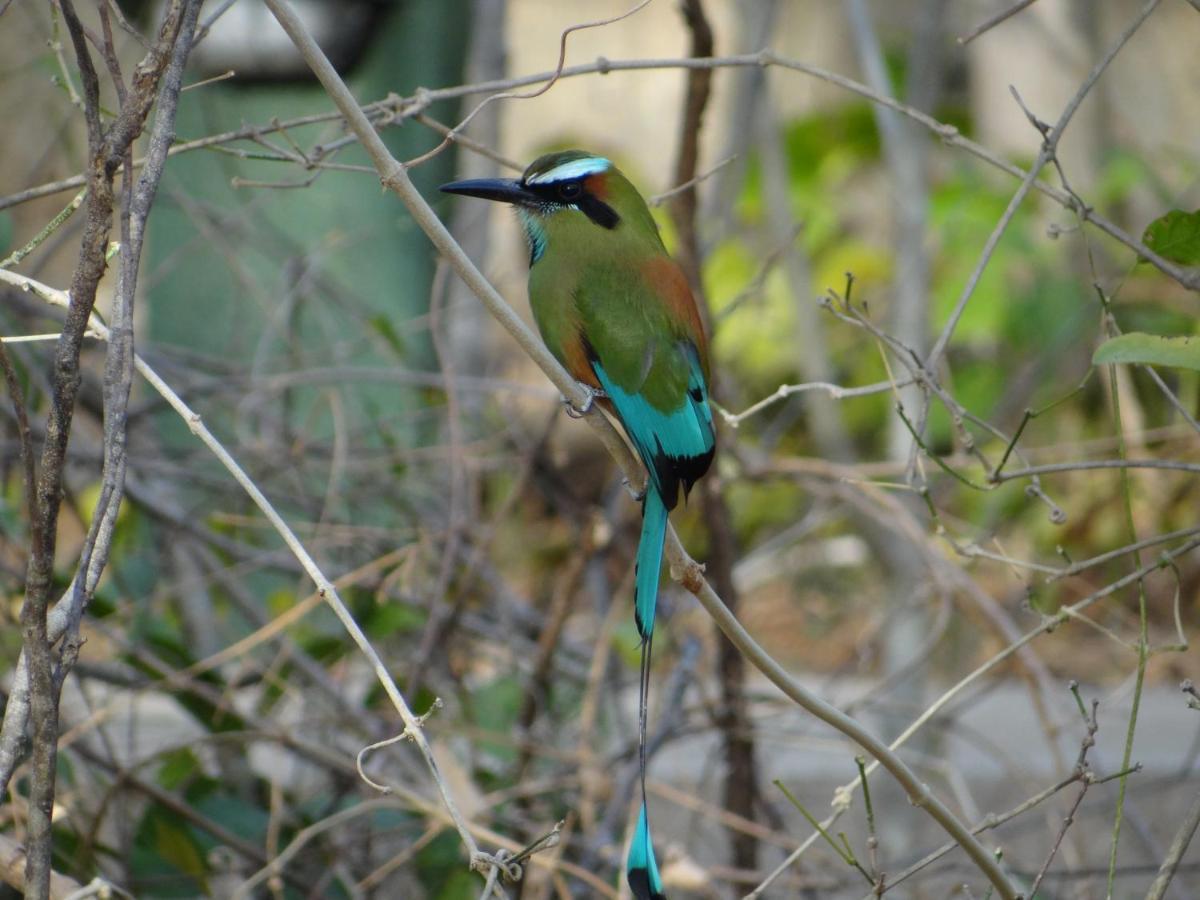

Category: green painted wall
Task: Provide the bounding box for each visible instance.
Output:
[147,0,469,455]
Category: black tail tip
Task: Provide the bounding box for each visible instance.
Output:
[634,607,652,642]
[628,868,667,900]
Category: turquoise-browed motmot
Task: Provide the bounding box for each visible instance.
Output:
[443,150,715,899]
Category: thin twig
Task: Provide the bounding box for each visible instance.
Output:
[958,0,1041,45]
[648,153,736,207]
[0,190,87,270]
[414,112,523,172]
[1145,785,1200,900]
[403,0,653,168]
[11,3,197,894]
[254,2,1023,895]
[0,267,494,879]
[3,51,1195,292]
[720,379,901,428]
[927,0,1164,370]
[993,459,1200,480]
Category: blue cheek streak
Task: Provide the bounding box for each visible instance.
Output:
[516,208,547,264]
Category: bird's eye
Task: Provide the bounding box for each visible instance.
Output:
[557,182,582,201]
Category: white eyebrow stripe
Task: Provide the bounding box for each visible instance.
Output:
[526,157,611,184]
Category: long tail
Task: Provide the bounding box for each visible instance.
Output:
[633,486,668,641]
[628,799,664,900]
[627,487,668,899]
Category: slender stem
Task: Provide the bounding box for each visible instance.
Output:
[1145,785,1200,900]
[958,0,1041,45]
[2,52,1195,292]
[252,1,1023,894]
[774,779,873,884]
[1104,340,1152,897]
[0,190,87,269]
[0,267,489,877]
[678,542,1021,898]
[1028,784,1087,896]
[927,0,1164,369]
[994,459,1200,480]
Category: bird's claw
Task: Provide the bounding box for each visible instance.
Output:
[622,477,647,502]
[562,386,606,419]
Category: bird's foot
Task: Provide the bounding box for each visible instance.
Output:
[622,477,647,502]
[562,385,606,419]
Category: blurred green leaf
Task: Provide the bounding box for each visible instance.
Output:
[366,600,426,638]
[468,674,523,734]
[299,632,348,663]
[416,829,475,898]
[1093,332,1200,371]
[152,813,208,879]
[192,791,270,854]
[157,748,200,790]
[136,806,211,883]
[1141,209,1200,266]
[369,313,407,356]
[266,588,298,617]
[930,167,1036,345]
[50,824,89,881]
[125,634,250,732]
[784,104,880,179]
[1094,151,1154,207]
[436,871,480,899]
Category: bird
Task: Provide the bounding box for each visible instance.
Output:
[442,150,715,899]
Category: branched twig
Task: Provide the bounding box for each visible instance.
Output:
[9,3,198,895]
[867,690,1107,898]
[4,52,1196,295]
[1027,696,1101,897]
[958,0,1041,45]
[255,1,1023,895]
[677,540,1020,899]
[0,190,87,270]
[665,0,762,876]
[403,0,652,168]
[775,778,874,886]
[752,527,1200,896]
[721,379,899,428]
[928,0,1165,371]
[0,269,498,883]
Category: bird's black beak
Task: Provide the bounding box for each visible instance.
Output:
[439,178,539,207]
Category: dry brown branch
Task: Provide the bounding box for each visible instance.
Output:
[3,52,1196,297]
[255,2,1024,895]
[2,3,1196,895]
[0,833,85,899]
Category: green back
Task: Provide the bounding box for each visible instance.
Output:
[527,167,695,412]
